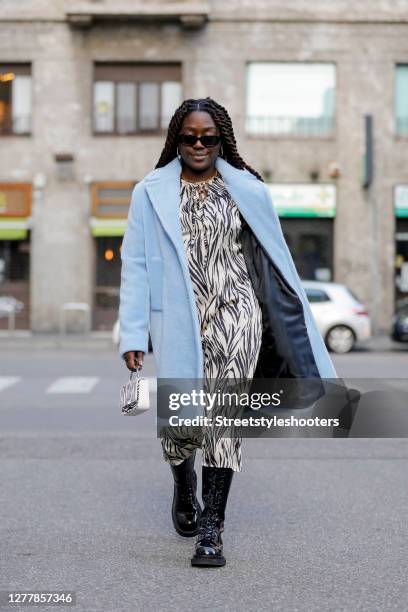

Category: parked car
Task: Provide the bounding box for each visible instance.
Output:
[112,319,153,353]
[301,281,371,353]
[391,298,408,343]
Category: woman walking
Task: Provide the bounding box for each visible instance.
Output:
[118,97,337,567]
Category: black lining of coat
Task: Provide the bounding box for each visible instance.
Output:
[239,215,325,405]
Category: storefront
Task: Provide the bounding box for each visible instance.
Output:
[267,183,336,281]
[89,181,134,330]
[395,185,408,305]
[0,183,32,329]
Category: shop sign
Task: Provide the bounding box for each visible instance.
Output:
[0,184,32,239]
[267,184,336,217]
[90,181,134,237]
[395,185,408,217]
[0,184,31,217]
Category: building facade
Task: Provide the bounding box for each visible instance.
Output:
[1,0,408,335]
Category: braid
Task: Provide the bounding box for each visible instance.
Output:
[155,97,264,182]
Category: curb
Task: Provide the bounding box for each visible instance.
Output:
[0,332,405,353]
[355,336,407,353]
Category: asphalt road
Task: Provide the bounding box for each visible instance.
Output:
[0,346,407,612]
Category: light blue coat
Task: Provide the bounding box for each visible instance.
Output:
[118,156,338,379]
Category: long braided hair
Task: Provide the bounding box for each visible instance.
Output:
[155,97,264,182]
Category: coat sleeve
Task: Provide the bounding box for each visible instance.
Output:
[118,182,150,359]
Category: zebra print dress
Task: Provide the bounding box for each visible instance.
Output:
[159,168,263,472]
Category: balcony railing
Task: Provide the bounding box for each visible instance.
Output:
[245,115,335,137]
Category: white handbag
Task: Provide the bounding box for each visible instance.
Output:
[120,368,150,415]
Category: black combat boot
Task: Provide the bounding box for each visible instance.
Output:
[191,466,234,567]
[170,450,202,537]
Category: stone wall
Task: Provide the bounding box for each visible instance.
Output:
[1,1,407,332]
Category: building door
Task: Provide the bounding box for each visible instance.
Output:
[280,218,334,281]
[267,183,336,281]
[93,236,122,331]
[395,218,408,306]
[0,183,31,329]
[0,238,30,329]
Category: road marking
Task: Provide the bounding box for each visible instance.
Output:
[46,377,99,394]
[0,377,21,392]
[0,375,157,394]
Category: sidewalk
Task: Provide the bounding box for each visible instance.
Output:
[0,330,406,352]
[359,335,408,352]
[0,330,116,351]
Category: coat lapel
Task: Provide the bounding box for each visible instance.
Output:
[144,157,186,265]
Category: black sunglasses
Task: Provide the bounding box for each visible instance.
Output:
[177,133,221,147]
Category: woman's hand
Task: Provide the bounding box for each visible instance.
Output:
[124,350,145,371]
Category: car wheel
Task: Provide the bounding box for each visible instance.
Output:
[325,325,355,353]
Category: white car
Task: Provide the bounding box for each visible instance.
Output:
[301,281,371,353]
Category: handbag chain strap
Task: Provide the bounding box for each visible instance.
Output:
[130,367,141,381]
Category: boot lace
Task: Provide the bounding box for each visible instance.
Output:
[197,472,226,543]
[197,511,221,544]
[178,480,196,506]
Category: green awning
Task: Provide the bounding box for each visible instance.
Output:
[273,209,336,218]
[0,217,30,240]
[90,217,127,237]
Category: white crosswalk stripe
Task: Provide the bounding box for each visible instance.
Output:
[0,377,21,392]
[46,377,99,394]
[0,375,157,394]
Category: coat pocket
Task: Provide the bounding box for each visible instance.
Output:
[149,256,163,311]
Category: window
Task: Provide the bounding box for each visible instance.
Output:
[246,62,335,137]
[0,64,31,135]
[304,288,330,303]
[117,83,136,133]
[91,181,134,219]
[93,63,182,135]
[396,64,408,136]
[139,82,160,130]
[94,81,114,132]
